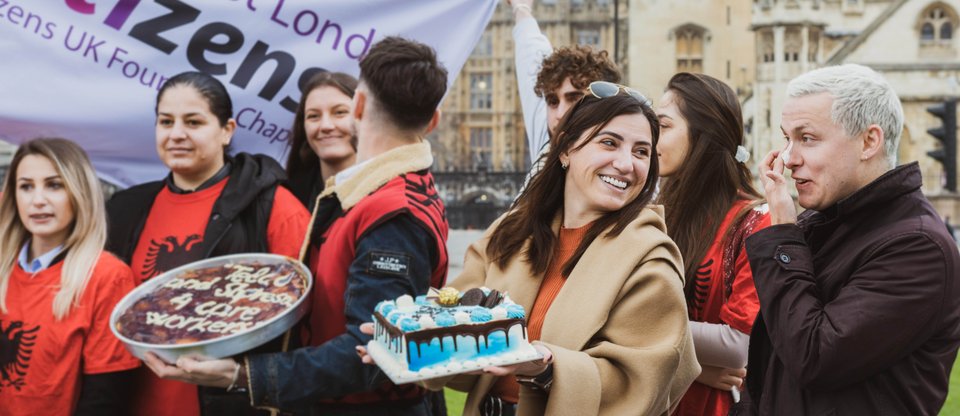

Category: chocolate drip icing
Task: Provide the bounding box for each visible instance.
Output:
[374,312,526,360]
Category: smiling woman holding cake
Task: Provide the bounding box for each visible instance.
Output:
[428,84,699,415]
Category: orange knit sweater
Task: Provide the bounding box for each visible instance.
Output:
[489,223,591,403]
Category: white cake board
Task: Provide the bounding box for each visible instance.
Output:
[366,340,543,384]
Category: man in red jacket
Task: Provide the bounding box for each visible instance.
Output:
[145,36,450,416]
[747,63,960,415]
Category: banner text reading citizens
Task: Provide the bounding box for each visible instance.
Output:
[64,0,377,113]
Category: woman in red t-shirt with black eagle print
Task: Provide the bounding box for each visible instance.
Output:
[104,71,310,416]
[655,73,771,416]
[0,138,140,416]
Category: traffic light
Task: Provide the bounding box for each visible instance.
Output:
[927,98,957,192]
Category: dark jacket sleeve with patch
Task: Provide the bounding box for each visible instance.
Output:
[245,214,437,409]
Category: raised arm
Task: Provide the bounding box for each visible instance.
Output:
[509,0,553,164]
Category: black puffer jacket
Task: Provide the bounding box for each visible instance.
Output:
[107,153,283,263]
[106,152,287,416]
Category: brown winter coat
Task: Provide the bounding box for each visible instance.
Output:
[442,206,700,416]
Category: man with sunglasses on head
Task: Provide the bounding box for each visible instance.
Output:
[508,0,622,188]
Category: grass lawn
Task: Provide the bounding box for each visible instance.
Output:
[445,388,467,416]
[943,356,960,415]
[444,356,960,415]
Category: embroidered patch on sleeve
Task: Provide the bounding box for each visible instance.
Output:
[367,251,411,277]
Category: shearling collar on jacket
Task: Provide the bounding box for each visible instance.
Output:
[316,141,434,211]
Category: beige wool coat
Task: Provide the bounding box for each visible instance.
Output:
[443,206,700,416]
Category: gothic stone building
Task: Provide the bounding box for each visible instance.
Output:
[629,0,959,219]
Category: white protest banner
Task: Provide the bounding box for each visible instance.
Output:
[0,0,497,186]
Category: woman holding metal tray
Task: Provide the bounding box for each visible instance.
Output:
[104,71,310,416]
[138,37,451,416]
[0,138,140,415]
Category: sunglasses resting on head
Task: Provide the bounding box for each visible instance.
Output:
[588,81,652,107]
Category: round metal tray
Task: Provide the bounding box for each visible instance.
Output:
[110,253,312,363]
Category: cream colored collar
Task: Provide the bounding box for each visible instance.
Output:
[317,141,434,211]
[333,158,370,185]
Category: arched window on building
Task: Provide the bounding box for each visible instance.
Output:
[575,27,602,49]
[674,24,707,73]
[469,127,493,171]
[784,28,801,62]
[759,30,774,63]
[919,4,957,45]
[469,73,493,110]
[808,29,820,62]
[922,22,936,40]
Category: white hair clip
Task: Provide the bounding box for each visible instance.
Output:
[735,145,750,163]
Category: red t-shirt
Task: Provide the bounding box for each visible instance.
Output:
[674,200,771,416]
[0,253,140,416]
[129,180,310,416]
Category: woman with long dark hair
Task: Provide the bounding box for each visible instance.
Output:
[655,72,771,416]
[365,83,700,416]
[284,71,359,211]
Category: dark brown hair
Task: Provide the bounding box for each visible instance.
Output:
[534,45,621,98]
[655,73,761,302]
[487,94,659,277]
[358,36,447,131]
[284,71,358,200]
[157,71,233,127]
[156,71,234,156]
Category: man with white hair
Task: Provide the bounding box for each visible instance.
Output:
[744,63,960,415]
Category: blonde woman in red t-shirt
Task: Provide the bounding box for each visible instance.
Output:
[0,138,140,416]
[655,73,772,416]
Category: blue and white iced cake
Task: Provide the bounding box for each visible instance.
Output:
[369,287,540,381]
